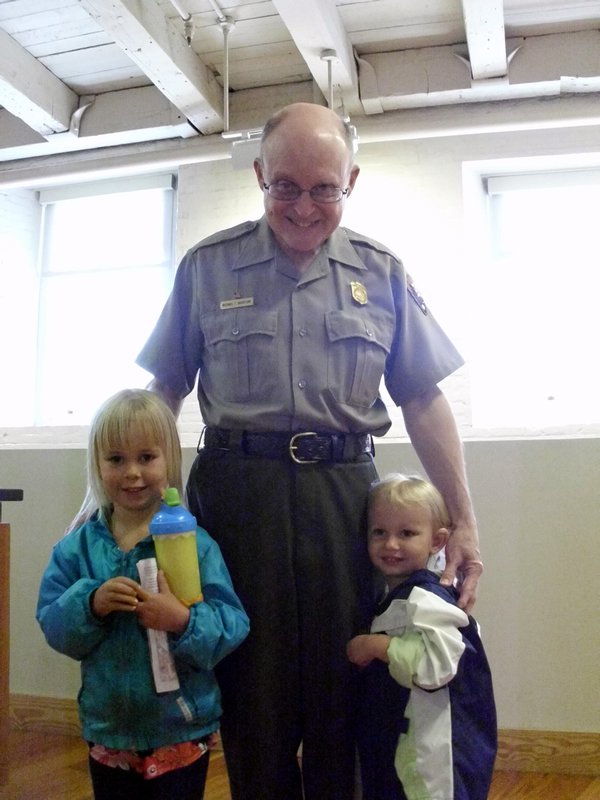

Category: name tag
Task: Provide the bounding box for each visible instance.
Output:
[220,297,254,310]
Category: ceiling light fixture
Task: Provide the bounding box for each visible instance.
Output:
[320,48,338,109]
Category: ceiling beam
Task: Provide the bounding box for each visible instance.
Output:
[461,0,507,79]
[358,31,600,110]
[270,0,361,114]
[0,27,78,136]
[0,86,197,162]
[0,80,317,165]
[77,0,224,133]
[5,94,600,191]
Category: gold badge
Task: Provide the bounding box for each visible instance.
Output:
[350,281,368,305]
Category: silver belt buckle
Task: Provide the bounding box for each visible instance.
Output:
[289,431,319,464]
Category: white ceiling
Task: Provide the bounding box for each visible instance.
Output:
[1,0,600,163]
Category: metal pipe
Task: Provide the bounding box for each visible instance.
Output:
[167,0,191,22]
[220,18,235,131]
[208,0,228,24]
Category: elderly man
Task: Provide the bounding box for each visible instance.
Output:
[137,102,481,800]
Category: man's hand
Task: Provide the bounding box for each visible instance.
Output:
[439,522,483,613]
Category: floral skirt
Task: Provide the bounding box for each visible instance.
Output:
[89,738,210,780]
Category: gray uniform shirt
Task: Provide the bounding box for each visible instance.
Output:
[137,217,464,437]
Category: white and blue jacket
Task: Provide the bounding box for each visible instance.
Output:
[356,569,497,800]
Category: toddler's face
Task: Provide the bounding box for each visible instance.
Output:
[368,500,444,589]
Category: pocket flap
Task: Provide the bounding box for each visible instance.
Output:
[203,310,278,344]
[325,310,390,352]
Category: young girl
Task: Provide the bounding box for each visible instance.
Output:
[37,389,249,800]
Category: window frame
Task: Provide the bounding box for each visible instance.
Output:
[461,153,600,438]
[0,173,176,438]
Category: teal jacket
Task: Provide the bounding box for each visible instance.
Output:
[36,514,249,750]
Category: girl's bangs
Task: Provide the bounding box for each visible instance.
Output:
[96,410,165,454]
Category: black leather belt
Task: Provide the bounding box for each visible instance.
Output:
[202,427,373,464]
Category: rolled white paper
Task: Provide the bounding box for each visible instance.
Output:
[137,557,180,693]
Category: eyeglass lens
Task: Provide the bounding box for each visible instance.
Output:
[265,181,345,202]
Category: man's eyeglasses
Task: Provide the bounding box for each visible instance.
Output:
[263,180,349,204]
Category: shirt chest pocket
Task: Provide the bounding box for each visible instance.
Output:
[325,311,392,409]
[202,310,279,402]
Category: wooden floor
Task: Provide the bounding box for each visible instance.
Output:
[2,730,600,800]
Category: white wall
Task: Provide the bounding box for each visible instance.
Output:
[2,115,600,734]
[5,436,599,732]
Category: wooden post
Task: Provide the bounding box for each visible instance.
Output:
[0,521,10,786]
[0,490,23,787]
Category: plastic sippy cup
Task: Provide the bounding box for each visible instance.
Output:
[149,487,203,606]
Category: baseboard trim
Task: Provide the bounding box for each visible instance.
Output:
[496,728,600,776]
[10,694,80,737]
[9,695,600,776]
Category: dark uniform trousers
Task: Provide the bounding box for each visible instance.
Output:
[187,443,378,800]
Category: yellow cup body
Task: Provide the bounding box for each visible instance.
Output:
[153,530,202,606]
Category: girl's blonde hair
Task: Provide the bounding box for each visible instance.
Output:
[67,389,183,533]
[369,473,451,531]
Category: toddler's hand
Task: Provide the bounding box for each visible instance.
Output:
[347,634,391,667]
[92,577,140,618]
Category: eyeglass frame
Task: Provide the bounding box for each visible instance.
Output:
[262,180,350,204]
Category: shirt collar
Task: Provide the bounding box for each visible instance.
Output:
[233,217,367,272]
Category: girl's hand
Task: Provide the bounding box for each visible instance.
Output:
[92,577,141,618]
[135,571,190,635]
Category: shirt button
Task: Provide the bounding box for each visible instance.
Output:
[299,328,307,337]
[365,328,373,337]
[232,328,240,335]
[298,380,307,390]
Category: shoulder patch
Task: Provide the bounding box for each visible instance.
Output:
[407,276,428,315]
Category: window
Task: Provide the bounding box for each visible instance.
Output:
[3,174,175,428]
[469,168,600,431]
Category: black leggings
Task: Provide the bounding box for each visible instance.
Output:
[88,751,209,800]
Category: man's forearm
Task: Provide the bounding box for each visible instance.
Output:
[147,378,185,418]
[401,386,476,532]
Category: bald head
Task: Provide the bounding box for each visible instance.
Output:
[253,102,360,270]
[260,103,355,162]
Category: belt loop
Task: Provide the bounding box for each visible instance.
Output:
[340,433,352,460]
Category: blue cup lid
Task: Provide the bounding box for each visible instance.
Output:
[149,487,196,535]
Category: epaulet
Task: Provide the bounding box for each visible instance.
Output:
[188,219,259,255]
[342,227,401,261]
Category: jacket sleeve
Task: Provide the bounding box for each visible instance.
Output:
[386,586,468,691]
[36,540,107,661]
[170,533,249,670]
